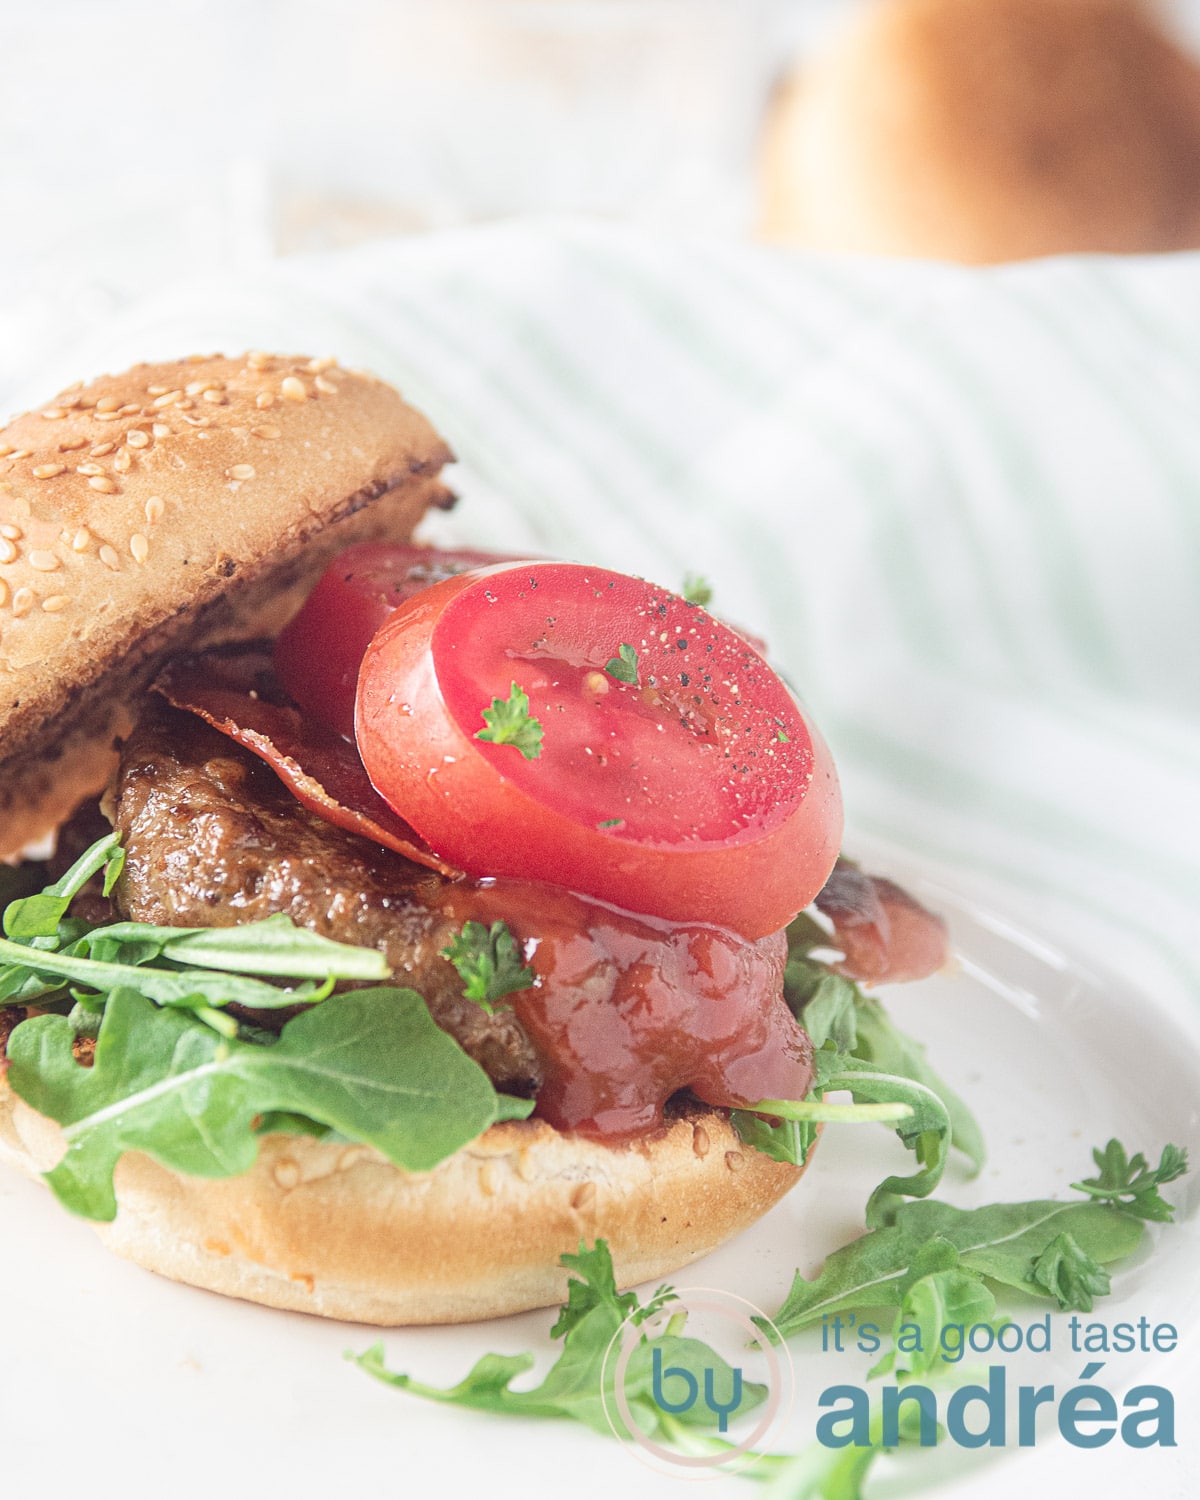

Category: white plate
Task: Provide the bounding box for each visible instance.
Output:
[2,861,1198,1500]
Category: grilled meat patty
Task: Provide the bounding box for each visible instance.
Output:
[111,702,543,1094]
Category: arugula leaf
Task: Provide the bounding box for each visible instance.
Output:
[475,681,544,759]
[1072,1139,1189,1222]
[1,837,392,1014]
[352,1239,764,1442]
[0,913,389,1012]
[731,1037,955,1220]
[851,993,986,1175]
[85,914,391,979]
[731,1110,818,1167]
[767,1182,1155,1340]
[441,920,536,1012]
[3,832,122,945]
[604,643,640,686]
[6,986,529,1221]
[0,933,346,1012]
[681,574,713,608]
[761,1141,1185,1494]
[1029,1231,1112,1311]
[783,935,985,1175]
[805,1051,954,1227]
[869,1263,1000,1382]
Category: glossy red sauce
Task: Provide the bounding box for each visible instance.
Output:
[436,881,814,1139]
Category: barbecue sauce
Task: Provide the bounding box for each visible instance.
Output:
[436,881,813,1139]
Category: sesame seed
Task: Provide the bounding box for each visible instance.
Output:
[314,376,338,395]
[98,545,120,571]
[184,380,208,396]
[0,580,6,607]
[113,450,132,472]
[89,443,115,457]
[32,463,66,479]
[93,412,123,422]
[228,464,256,481]
[180,413,210,426]
[42,594,69,613]
[58,437,88,452]
[307,356,337,373]
[11,587,32,617]
[28,550,60,572]
[255,391,275,409]
[152,423,171,439]
[247,351,271,370]
[144,497,164,525]
[40,407,67,420]
[280,376,307,402]
[0,445,13,457]
[201,388,228,404]
[125,429,150,448]
[0,538,17,563]
[7,449,30,461]
[0,524,21,540]
[76,462,105,476]
[129,533,149,564]
[95,396,121,413]
[251,424,280,440]
[89,476,118,493]
[146,385,172,397]
[118,403,140,417]
[153,390,183,408]
[72,527,92,552]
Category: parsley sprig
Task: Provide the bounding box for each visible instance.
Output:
[474,681,544,759]
[1071,1139,1189,1221]
[441,920,536,1012]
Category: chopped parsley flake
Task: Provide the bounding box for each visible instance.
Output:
[475,682,544,759]
[604,643,640,686]
[681,574,713,607]
[440,921,536,1012]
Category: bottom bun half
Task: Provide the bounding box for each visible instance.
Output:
[0,1080,809,1324]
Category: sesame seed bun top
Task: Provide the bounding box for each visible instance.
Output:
[0,352,453,859]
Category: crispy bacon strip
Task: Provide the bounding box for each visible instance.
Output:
[814,859,949,985]
[154,648,462,878]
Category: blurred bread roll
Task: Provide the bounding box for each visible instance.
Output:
[760,0,1200,262]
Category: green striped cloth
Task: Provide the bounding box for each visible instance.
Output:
[32,219,1200,1032]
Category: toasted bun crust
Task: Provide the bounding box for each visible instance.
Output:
[760,0,1200,262]
[0,354,452,858]
[0,1079,806,1324]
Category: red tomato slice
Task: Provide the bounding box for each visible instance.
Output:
[274,543,519,738]
[356,562,842,938]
